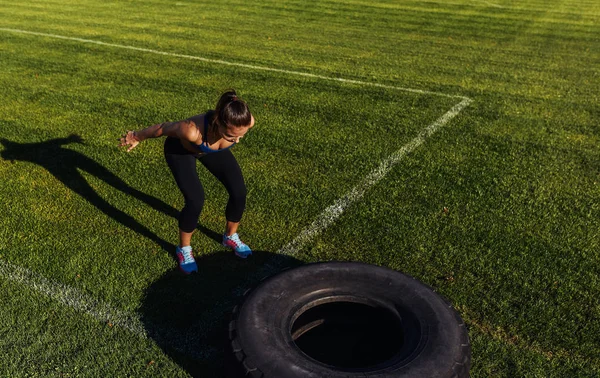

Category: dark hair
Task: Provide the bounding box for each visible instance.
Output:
[212,90,252,130]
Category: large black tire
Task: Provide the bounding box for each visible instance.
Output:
[227,261,470,378]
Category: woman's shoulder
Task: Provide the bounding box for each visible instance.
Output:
[173,115,202,143]
[187,111,214,128]
[184,111,215,143]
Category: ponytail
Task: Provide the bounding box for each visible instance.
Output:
[212,90,252,130]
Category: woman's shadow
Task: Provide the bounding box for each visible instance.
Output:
[0,134,221,256]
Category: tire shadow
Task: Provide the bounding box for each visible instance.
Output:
[138,250,304,377]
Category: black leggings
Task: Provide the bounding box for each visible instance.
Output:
[164,137,246,233]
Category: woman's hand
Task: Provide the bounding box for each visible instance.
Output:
[119,131,140,152]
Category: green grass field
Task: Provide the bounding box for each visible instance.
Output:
[0,0,599,376]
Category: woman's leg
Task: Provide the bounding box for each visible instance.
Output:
[199,149,247,230]
[164,150,205,246]
[225,220,240,237]
[199,149,251,257]
[163,138,204,273]
[179,229,194,249]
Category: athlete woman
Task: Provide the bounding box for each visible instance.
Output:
[119,90,254,274]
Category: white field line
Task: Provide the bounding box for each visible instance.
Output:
[0,27,473,361]
[0,27,467,100]
[475,0,503,8]
[0,259,218,360]
[275,98,472,257]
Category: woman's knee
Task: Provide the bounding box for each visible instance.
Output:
[179,198,203,231]
[228,184,247,204]
[184,198,204,214]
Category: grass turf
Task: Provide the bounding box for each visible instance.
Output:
[0,0,599,376]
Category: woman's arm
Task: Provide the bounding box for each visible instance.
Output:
[119,119,200,152]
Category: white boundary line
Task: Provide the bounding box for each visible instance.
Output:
[0,259,218,360]
[0,27,473,361]
[275,98,472,257]
[474,0,504,8]
[0,28,468,100]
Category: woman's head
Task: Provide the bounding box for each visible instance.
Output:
[212,90,254,143]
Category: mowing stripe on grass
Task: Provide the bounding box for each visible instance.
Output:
[0,259,218,360]
[0,27,468,100]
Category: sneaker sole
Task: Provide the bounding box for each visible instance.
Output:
[234,251,252,259]
[179,266,198,274]
[223,242,252,259]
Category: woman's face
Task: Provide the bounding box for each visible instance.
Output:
[219,115,255,143]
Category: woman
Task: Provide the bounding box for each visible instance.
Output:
[119,90,254,274]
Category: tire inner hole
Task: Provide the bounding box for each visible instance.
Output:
[291,301,404,369]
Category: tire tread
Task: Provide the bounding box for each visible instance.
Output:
[228,285,266,377]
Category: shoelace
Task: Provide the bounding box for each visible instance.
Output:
[227,233,244,247]
[181,248,194,263]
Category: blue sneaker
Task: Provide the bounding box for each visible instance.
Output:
[176,246,198,274]
[222,233,252,258]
